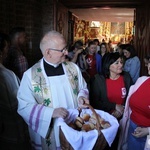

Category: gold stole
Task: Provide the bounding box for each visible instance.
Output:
[31,60,78,107]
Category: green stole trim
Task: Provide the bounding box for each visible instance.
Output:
[31,60,78,107]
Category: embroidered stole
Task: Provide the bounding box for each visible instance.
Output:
[31,60,78,107]
[31,60,79,147]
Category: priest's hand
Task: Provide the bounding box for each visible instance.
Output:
[52,107,68,119]
[78,96,89,108]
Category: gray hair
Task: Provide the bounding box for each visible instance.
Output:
[40,30,64,54]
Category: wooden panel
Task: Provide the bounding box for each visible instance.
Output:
[59,0,143,8]
[135,4,150,75]
[56,2,68,41]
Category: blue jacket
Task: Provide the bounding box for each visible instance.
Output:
[95,53,102,73]
[123,56,140,83]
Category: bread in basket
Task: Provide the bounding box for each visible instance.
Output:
[58,104,119,150]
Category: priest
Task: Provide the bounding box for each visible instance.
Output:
[17,30,89,150]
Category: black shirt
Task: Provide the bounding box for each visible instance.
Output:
[43,60,64,76]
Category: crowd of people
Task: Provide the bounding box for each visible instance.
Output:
[0,29,149,150]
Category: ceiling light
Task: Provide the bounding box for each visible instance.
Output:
[91,7,98,10]
[90,21,101,28]
[101,7,111,10]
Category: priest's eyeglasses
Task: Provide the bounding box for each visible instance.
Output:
[48,46,68,53]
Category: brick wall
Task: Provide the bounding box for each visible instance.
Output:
[0,0,55,67]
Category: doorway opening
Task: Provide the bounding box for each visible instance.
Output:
[69,7,135,50]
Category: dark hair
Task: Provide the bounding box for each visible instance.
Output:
[123,44,137,58]
[93,39,100,45]
[100,42,107,49]
[0,33,10,53]
[99,42,108,54]
[88,41,96,47]
[9,27,25,40]
[118,44,126,50]
[144,55,150,63]
[144,55,150,60]
[102,52,122,78]
[74,40,83,49]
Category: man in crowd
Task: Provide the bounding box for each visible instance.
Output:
[4,27,28,79]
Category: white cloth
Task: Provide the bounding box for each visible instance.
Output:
[17,58,89,150]
[57,108,119,150]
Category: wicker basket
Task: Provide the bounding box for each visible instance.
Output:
[59,104,107,150]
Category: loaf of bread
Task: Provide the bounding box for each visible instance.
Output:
[82,113,90,122]
[100,120,111,129]
[72,111,111,131]
[75,117,84,128]
[90,113,111,129]
[81,124,93,132]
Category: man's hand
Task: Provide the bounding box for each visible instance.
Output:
[52,107,68,119]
